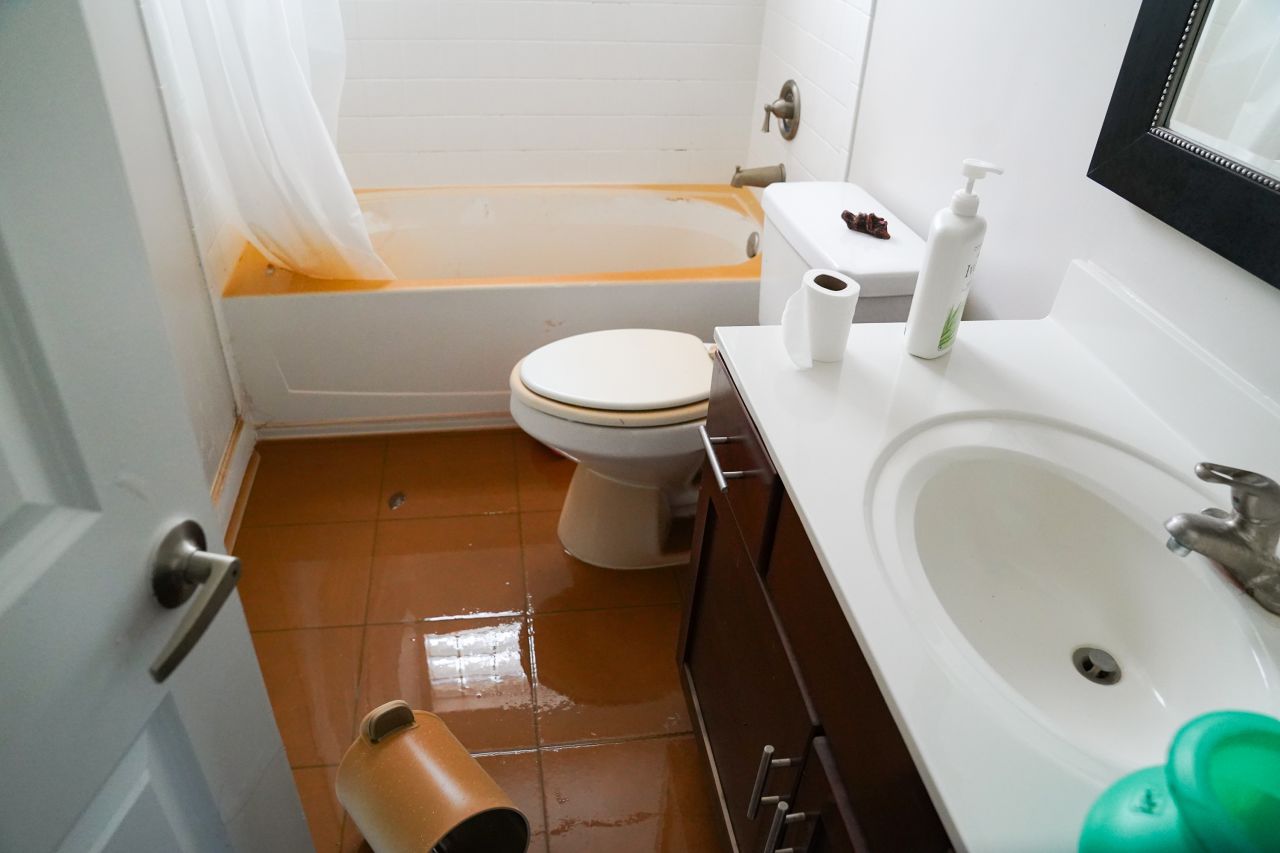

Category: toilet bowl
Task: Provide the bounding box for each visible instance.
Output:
[509,329,712,570]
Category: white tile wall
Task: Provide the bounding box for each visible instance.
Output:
[744,0,871,181]
[337,0,767,186]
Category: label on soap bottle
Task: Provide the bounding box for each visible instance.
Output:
[937,242,982,352]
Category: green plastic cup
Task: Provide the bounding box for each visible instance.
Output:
[1080,711,1280,853]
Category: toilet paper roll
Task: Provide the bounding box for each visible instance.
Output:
[780,269,861,367]
[337,701,531,853]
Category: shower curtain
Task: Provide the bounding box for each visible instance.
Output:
[143,0,392,280]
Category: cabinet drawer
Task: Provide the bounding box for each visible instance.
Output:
[766,496,949,851]
[704,354,780,571]
[685,490,817,853]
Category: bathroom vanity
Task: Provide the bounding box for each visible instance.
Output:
[678,355,947,853]
[678,262,1280,852]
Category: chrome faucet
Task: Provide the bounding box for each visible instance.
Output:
[731,164,786,188]
[1165,462,1280,615]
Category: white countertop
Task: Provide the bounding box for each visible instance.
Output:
[714,263,1280,851]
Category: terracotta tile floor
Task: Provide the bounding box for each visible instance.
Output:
[235,429,726,853]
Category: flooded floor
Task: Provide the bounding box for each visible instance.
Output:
[231,429,725,852]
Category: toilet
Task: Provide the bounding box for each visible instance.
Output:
[510,182,924,570]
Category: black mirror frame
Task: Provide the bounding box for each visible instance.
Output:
[1089,0,1280,288]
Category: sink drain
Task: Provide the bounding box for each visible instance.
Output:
[1072,647,1121,685]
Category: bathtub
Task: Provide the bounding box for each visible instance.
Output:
[222,184,762,434]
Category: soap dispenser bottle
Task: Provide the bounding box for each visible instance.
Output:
[904,159,1002,359]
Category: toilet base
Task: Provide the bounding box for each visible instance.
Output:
[556,467,691,570]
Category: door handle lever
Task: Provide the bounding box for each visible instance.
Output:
[149,519,242,682]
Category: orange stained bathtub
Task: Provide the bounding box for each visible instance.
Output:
[223,184,764,297]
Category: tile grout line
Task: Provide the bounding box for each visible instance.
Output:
[285,726,700,774]
[237,507,523,532]
[237,505,572,535]
[338,436,390,851]
[245,600,682,636]
[538,729,700,753]
[513,440,554,853]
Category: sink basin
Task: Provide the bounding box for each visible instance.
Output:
[868,415,1280,770]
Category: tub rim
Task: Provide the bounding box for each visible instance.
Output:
[223,183,763,298]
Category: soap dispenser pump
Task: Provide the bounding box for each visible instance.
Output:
[904,159,1003,359]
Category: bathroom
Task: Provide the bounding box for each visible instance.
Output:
[2,0,1280,851]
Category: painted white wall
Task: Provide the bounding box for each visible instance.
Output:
[744,0,872,180]
[83,2,245,495]
[849,0,1280,400]
[335,0,766,186]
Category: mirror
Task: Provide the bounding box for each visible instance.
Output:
[1090,0,1280,288]
[1167,0,1280,183]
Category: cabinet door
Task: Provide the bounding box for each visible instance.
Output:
[684,488,818,853]
[767,738,861,853]
[706,355,780,572]
[767,496,949,851]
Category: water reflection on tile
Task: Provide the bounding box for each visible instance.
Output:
[359,617,536,752]
[541,736,727,852]
[515,433,576,512]
[367,515,524,622]
[522,511,678,613]
[533,605,691,745]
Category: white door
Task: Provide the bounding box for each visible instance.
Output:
[0,2,310,851]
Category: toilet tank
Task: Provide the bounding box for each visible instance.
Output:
[758,183,925,324]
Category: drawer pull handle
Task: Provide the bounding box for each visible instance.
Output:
[763,801,809,853]
[747,744,799,819]
[698,424,747,493]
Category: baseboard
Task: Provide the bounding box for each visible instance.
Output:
[223,450,258,553]
[210,416,258,546]
[254,409,516,439]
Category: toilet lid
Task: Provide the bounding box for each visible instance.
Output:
[519,329,712,411]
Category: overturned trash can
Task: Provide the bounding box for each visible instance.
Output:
[337,700,531,853]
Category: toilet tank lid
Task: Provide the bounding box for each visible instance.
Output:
[763,182,924,297]
[519,329,712,411]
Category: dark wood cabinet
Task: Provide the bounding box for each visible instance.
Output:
[704,353,781,573]
[681,355,950,853]
[684,483,817,852]
[775,738,860,853]
[766,499,948,852]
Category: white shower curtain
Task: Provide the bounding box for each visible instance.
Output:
[144,0,392,280]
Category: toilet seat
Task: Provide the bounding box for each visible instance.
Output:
[509,329,712,569]
[510,364,707,428]
[518,329,712,411]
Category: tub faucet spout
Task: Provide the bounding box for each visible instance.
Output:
[731,164,786,188]
[1165,462,1280,615]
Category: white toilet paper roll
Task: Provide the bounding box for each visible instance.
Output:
[780,269,861,367]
